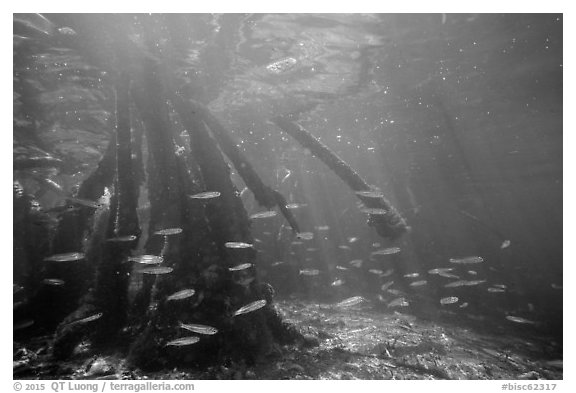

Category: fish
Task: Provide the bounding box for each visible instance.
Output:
[438,272,460,279]
[487,287,505,293]
[44,252,85,262]
[179,322,218,335]
[331,279,344,287]
[266,57,298,74]
[66,197,103,209]
[349,259,363,268]
[467,270,478,275]
[43,278,65,286]
[14,320,35,330]
[506,315,536,324]
[316,225,330,231]
[444,280,470,288]
[224,242,253,249]
[165,336,200,346]
[388,297,409,308]
[387,289,403,296]
[271,261,285,267]
[189,191,221,200]
[299,269,320,276]
[336,296,364,307]
[296,232,314,240]
[381,281,395,291]
[372,242,381,247]
[167,289,195,301]
[409,280,428,287]
[493,284,507,289]
[235,276,255,287]
[306,248,318,252]
[128,255,163,264]
[501,240,511,249]
[58,26,76,35]
[551,283,562,290]
[335,265,348,271]
[291,241,304,245]
[13,284,24,294]
[440,297,459,305]
[371,247,401,256]
[138,266,173,275]
[355,190,384,198]
[404,273,420,278]
[348,237,359,243]
[234,300,267,316]
[338,245,352,250]
[449,256,484,264]
[250,211,277,219]
[428,267,454,275]
[464,280,486,286]
[154,228,183,236]
[360,208,388,215]
[459,302,469,308]
[369,269,383,275]
[107,235,138,243]
[381,268,394,277]
[70,312,103,325]
[229,263,253,271]
[544,360,563,369]
[286,203,307,209]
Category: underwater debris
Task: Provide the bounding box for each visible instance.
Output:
[165,336,200,347]
[440,297,459,305]
[188,191,221,199]
[296,232,314,240]
[107,235,138,242]
[179,322,218,335]
[167,289,196,301]
[355,190,384,198]
[266,57,298,74]
[409,280,428,287]
[336,296,365,307]
[234,300,267,316]
[128,255,164,264]
[137,266,173,275]
[154,228,183,236]
[225,242,253,249]
[229,263,253,271]
[388,297,409,308]
[449,256,484,264]
[44,252,85,262]
[299,269,320,276]
[250,211,277,219]
[43,278,65,286]
[506,316,536,324]
[371,247,401,256]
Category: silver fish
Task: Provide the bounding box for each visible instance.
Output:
[225,242,253,249]
[71,312,103,325]
[107,235,138,242]
[286,203,307,209]
[369,269,383,275]
[250,211,277,219]
[154,228,183,236]
[410,280,428,287]
[44,252,85,262]
[506,315,536,324]
[128,255,163,264]
[501,240,511,249]
[349,259,363,268]
[381,268,394,277]
[266,57,297,74]
[300,269,320,276]
[167,289,195,301]
[487,287,506,293]
[229,263,253,271]
[271,261,285,267]
[179,322,218,335]
[440,297,459,305]
[335,265,348,271]
[14,320,35,330]
[336,296,364,307]
[138,266,173,275]
[381,281,395,291]
[388,297,409,308]
[360,208,388,215]
[234,300,267,316]
[331,279,344,287]
[371,247,401,256]
[444,280,470,288]
[449,256,484,264]
[338,245,352,250]
[189,191,220,200]
[296,232,314,240]
[428,267,453,275]
[66,197,103,209]
[355,190,384,198]
[165,336,200,346]
[404,273,420,278]
[43,278,65,286]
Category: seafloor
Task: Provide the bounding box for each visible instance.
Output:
[14,298,562,380]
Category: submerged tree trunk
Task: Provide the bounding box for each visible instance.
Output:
[272,116,408,240]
